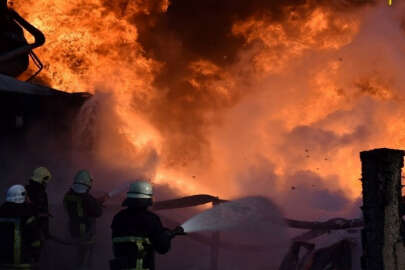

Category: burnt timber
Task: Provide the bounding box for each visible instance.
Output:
[360,148,405,270]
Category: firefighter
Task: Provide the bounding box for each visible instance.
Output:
[110,180,185,270]
[25,167,52,239]
[63,170,107,270]
[25,167,53,270]
[0,185,41,270]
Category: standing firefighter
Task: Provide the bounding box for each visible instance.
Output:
[25,167,52,270]
[0,185,41,270]
[110,180,185,270]
[63,170,107,270]
[25,167,52,239]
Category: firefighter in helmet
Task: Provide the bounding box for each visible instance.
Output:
[25,167,52,269]
[63,170,107,270]
[0,185,41,270]
[25,167,52,239]
[110,180,185,270]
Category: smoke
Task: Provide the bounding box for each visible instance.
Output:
[7,0,405,268]
[51,0,405,217]
[73,90,161,179]
[122,0,375,168]
[15,0,397,201]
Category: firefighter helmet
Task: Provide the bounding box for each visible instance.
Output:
[6,185,26,204]
[31,167,52,184]
[72,170,93,194]
[127,180,153,199]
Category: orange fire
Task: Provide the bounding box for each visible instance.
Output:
[13,0,405,215]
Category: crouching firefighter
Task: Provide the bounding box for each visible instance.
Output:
[0,185,41,270]
[110,180,186,270]
[63,170,108,270]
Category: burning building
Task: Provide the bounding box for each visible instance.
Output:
[0,0,405,269]
[0,5,91,186]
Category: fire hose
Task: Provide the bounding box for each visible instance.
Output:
[47,235,79,246]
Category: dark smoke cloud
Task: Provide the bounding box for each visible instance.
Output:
[234,157,351,219]
[235,156,280,196]
[283,170,350,212]
[131,0,373,66]
[285,124,370,153]
[346,196,362,217]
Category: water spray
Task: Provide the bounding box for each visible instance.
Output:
[180,196,285,234]
[107,183,131,198]
[95,183,131,204]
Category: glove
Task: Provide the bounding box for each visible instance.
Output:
[96,193,111,206]
[170,226,186,238]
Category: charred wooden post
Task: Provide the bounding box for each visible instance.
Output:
[360,148,405,270]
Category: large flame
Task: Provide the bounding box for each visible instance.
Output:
[14,0,405,216]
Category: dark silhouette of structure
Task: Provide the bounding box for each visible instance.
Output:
[0,74,91,180]
[0,1,45,78]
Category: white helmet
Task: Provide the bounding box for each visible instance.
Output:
[6,185,26,204]
[127,180,153,199]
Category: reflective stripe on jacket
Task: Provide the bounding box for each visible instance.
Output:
[112,236,152,270]
[0,203,41,268]
[63,189,102,240]
[111,201,172,270]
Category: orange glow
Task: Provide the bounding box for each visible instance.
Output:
[14,0,405,216]
[232,8,360,74]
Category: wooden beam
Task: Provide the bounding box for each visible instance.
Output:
[360,148,405,270]
[285,217,363,230]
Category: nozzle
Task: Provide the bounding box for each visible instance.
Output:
[96,193,111,205]
[171,226,186,237]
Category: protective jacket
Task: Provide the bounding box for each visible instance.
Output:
[0,202,41,269]
[110,199,172,270]
[0,11,29,77]
[25,180,49,237]
[63,189,103,240]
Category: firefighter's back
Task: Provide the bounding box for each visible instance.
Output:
[0,186,41,269]
[63,170,103,270]
[63,189,102,240]
[112,208,168,269]
[110,181,175,270]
